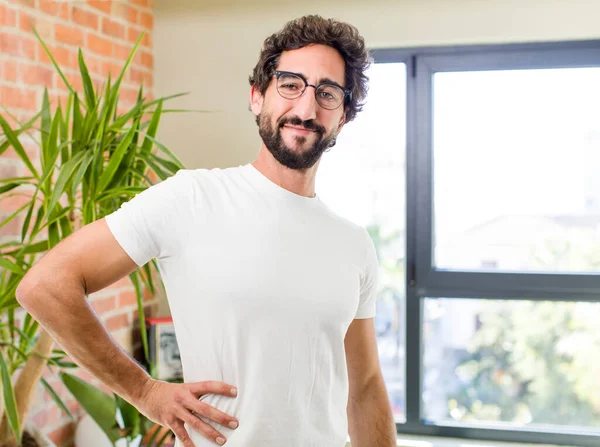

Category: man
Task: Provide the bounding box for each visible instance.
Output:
[17,15,397,447]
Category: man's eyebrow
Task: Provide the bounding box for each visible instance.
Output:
[293,70,345,88]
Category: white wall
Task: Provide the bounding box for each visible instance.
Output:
[154,0,600,169]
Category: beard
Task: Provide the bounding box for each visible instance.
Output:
[257,113,337,170]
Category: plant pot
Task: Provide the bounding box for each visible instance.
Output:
[0,424,56,447]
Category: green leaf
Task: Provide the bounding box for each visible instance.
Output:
[60,372,121,442]
[58,213,73,239]
[71,151,94,195]
[0,176,35,184]
[3,240,49,257]
[0,257,25,275]
[0,113,39,180]
[48,221,60,249]
[96,125,137,193]
[130,271,149,362]
[0,111,41,158]
[41,89,52,169]
[113,32,144,96]
[140,100,162,155]
[78,49,96,110]
[115,395,141,438]
[41,377,74,420]
[137,133,184,170]
[139,154,168,181]
[34,28,76,97]
[21,187,40,242]
[0,202,29,233]
[142,263,155,295]
[0,183,20,195]
[0,350,21,441]
[45,150,87,222]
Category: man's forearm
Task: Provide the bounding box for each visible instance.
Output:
[17,277,151,406]
[347,375,397,447]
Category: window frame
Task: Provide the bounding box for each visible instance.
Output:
[371,39,600,447]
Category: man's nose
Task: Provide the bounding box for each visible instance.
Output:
[293,86,318,122]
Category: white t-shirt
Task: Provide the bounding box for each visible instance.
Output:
[104,163,379,447]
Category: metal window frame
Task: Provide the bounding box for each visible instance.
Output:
[371,39,600,447]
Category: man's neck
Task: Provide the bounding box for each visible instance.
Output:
[251,147,319,198]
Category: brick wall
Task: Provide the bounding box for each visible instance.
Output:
[0,1,156,445]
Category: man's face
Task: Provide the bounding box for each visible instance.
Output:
[251,44,347,170]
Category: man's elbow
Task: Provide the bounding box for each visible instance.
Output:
[16,272,42,310]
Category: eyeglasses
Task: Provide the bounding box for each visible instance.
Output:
[274,70,351,110]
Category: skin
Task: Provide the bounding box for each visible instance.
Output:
[16,44,396,447]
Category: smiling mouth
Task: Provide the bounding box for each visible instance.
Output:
[283,125,316,133]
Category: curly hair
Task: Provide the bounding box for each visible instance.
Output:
[248,15,372,123]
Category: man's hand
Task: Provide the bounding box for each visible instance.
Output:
[138,378,239,446]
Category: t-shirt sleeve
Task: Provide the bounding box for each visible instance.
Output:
[355,229,380,319]
[104,169,193,267]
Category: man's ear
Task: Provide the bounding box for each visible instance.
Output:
[250,85,264,116]
[336,108,347,134]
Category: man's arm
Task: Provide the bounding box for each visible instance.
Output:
[16,218,239,447]
[345,317,396,447]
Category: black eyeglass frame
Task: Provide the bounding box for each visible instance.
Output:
[273,70,352,109]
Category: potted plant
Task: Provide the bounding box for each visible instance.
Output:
[0,30,186,446]
[62,372,172,447]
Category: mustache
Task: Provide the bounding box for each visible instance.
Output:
[278,116,325,135]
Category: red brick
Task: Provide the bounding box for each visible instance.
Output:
[59,2,70,20]
[91,295,116,314]
[79,54,102,75]
[47,422,75,446]
[87,0,112,14]
[102,17,125,39]
[114,42,134,60]
[130,67,152,86]
[0,191,33,213]
[1,86,37,111]
[120,86,140,105]
[21,63,54,86]
[19,12,54,40]
[65,72,84,93]
[0,213,22,236]
[0,163,18,181]
[140,11,153,29]
[134,50,153,69]
[1,140,38,160]
[105,313,129,331]
[127,27,150,47]
[38,43,72,68]
[117,290,137,307]
[55,24,84,47]
[0,33,35,59]
[48,92,69,110]
[101,61,122,79]
[106,275,132,289]
[39,1,60,16]
[0,59,18,82]
[14,0,36,7]
[32,405,60,427]
[87,33,113,57]
[72,6,98,31]
[0,4,17,27]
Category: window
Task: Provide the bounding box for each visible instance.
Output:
[321,41,600,447]
[317,62,407,422]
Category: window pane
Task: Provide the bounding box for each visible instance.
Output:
[317,62,407,422]
[433,68,600,273]
[423,297,600,431]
